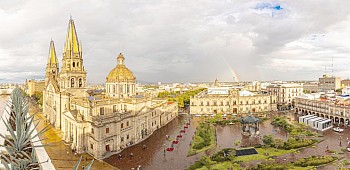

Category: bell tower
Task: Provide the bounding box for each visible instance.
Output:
[45,40,59,85]
[59,17,87,90]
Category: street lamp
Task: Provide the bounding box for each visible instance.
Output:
[163,144,166,156]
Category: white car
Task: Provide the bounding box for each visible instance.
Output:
[333,127,344,132]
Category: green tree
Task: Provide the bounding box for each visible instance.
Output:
[274,138,284,149]
[32,91,43,106]
[262,135,275,146]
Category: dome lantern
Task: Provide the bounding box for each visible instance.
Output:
[106,53,136,83]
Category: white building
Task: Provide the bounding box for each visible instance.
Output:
[266,83,303,108]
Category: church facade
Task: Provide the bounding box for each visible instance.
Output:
[43,18,178,159]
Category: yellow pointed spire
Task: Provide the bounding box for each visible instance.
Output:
[48,40,58,65]
[64,17,80,56]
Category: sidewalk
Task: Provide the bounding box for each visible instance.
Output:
[29,102,119,170]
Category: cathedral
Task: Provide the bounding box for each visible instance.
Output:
[43,17,178,159]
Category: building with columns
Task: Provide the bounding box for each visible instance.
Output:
[294,93,350,126]
[43,18,178,160]
[190,87,277,115]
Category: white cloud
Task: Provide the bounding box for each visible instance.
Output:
[1,0,350,83]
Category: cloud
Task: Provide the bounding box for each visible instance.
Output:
[1,0,350,84]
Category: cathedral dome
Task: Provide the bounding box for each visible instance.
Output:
[106,53,136,83]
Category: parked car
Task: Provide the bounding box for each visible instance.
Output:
[333,127,344,132]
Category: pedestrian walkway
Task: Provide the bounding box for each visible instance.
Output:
[29,102,118,170]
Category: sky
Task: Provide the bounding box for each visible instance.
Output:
[1,0,350,84]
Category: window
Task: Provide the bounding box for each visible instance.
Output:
[105,145,110,151]
[100,107,104,115]
[72,62,75,67]
[155,121,157,125]
[90,144,93,149]
[127,134,129,140]
[121,137,124,142]
[113,105,116,112]
[106,127,109,133]
[71,78,74,87]
[121,123,124,129]
[79,78,82,87]
[91,128,94,134]
[127,121,129,126]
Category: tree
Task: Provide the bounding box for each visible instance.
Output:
[32,92,43,106]
[274,138,284,150]
[262,135,275,146]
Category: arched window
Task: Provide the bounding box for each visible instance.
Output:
[71,78,74,87]
[79,78,82,87]
[100,107,104,115]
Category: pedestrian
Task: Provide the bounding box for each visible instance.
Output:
[82,165,85,170]
[119,154,122,159]
[74,152,77,157]
[142,144,146,149]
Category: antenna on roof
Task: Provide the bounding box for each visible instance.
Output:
[332,56,334,77]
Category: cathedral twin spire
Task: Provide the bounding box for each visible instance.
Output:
[45,16,86,90]
[63,17,82,59]
[47,40,58,66]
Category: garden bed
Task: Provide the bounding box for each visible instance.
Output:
[187,122,216,156]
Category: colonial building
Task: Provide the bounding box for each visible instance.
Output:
[190,87,277,115]
[25,79,45,96]
[294,93,350,126]
[43,18,178,160]
[266,83,303,108]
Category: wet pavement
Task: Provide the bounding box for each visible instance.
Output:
[105,111,350,170]
[104,115,203,170]
[105,114,291,170]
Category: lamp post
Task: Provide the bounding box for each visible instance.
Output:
[163,144,166,156]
